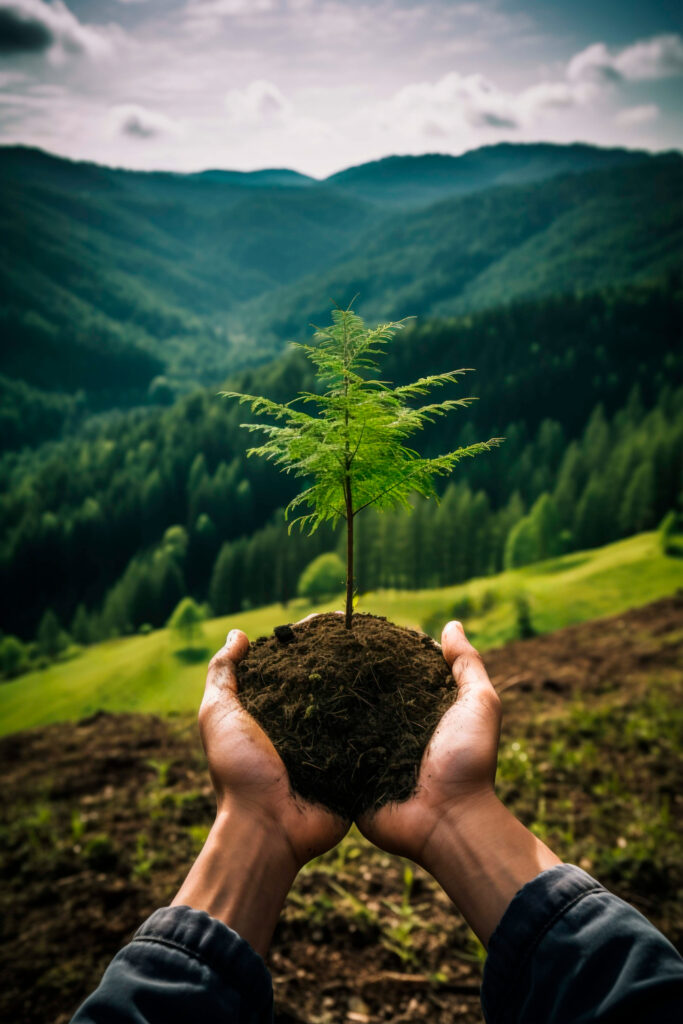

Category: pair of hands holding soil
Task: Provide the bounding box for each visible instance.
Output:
[173,618,560,956]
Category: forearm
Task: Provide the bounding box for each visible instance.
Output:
[72,808,292,1019]
[421,791,561,946]
[172,804,299,957]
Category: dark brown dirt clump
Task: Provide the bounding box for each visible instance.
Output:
[237,613,455,818]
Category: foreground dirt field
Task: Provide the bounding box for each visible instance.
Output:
[1,595,681,1024]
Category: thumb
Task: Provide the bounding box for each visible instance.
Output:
[198,629,250,740]
[441,620,499,712]
[441,619,478,666]
[205,629,249,696]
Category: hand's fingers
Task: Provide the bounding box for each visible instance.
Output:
[205,629,249,696]
[441,620,500,713]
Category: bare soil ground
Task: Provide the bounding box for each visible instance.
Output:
[1,595,681,1024]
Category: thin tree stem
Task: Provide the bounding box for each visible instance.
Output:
[344,477,354,629]
[342,309,354,630]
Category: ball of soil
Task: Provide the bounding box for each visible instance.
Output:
[236,613,455,818]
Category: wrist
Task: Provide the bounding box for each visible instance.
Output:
[420,791,561,946]
[419,788,499,870]
[172,802,299,956]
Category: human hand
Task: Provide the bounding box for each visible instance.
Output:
[198,628,349,869]
[357,621,560,945]
[357,620,501,866]
[173,627,349,954]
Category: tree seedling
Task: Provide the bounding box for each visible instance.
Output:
[222,303,500,628]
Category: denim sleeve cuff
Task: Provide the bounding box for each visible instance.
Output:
[132,905,273,1008]
[481,864,604,1022]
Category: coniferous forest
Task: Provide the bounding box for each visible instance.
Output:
[0,269,681,661]
[1,143,682,676]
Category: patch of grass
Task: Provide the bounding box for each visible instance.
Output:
[496,675,683,908]
[379,864,435,967]
[82,833,118,871]
[0,532,681,735]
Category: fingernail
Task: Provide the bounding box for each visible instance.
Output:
[227,630,236,643]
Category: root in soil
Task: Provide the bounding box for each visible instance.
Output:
[236,613,455,818]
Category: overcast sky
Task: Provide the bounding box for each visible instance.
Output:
[0,0,681,176]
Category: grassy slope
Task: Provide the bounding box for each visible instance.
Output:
[1,532,681,735]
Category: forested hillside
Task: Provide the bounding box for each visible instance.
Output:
[247,156,682,346]
[0,148,376,406]
[1,278,680,647]
[1,140,681,672]
[324,142,652,205]
[1,143,680,453]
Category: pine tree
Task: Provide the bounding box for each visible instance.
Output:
[504,515,538,569]
[658,510,678,555]
[223,305,500,627]
[71,604,92,646]
[618,462,655,536]
[553,442,584,528]
[529,493,561,561]
[210,542,245,615]
[574,475,610,549]
[37,609,67,658]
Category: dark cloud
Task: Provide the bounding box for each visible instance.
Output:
[477,110,519,128]
[0,1,112,60]
[110,104,180,141]
[0,6,53,54]
[121,111,158,138]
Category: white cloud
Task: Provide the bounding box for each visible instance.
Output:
[0,0,115,61]
[183,0,275,27]
[615,104,660,127]
[378,33,681,149]
[108,103,182,140]
[187,0,275,12]
[568,34,683,83]
[0,6,681,178]
[224,79,291,126]
[376,69,593,140]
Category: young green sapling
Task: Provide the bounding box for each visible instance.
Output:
[222,304,500,628]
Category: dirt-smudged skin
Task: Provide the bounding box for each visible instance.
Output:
[236,613,455,818]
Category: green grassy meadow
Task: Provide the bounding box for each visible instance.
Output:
[1,531,681,737]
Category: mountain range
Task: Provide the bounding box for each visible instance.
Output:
[1,140,681,436]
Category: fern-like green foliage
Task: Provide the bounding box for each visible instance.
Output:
[221,304,502,624]
[223,305,500,530]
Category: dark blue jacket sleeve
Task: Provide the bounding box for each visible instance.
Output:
[70,906,273,1024]
[482,864,683,1024]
